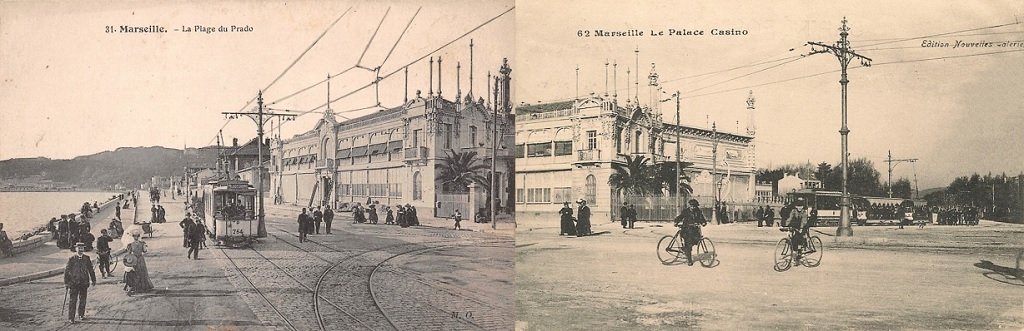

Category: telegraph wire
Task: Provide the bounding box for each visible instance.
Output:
[380,7,421,67]
[685,56,807,94]
[857,21,1021,49]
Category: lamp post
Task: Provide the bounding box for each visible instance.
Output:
[808,17,872,237]
[223,90,296,238]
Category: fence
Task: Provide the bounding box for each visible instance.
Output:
[611,194,791,222]
[436,193,470,219]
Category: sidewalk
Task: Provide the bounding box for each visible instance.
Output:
[264,203,516,236]
[0,191,262,330]
[0,197,137,285]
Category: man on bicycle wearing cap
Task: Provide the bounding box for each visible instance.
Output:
[784,197,814,253]
[674,199,708,266]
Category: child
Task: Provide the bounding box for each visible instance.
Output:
[122,254,138,296]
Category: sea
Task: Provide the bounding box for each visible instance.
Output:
[0,191,120,238]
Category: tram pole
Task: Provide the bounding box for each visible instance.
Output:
[807,17,872,237]
[223,90,295,239]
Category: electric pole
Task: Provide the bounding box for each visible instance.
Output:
[885,149,917,198]
[808,17,872,237]
[223,90,296,239]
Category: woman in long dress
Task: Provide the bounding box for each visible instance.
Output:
[125,231,154,292]
[559,202,576,236]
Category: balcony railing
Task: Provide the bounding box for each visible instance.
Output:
[577,149,601,162]
[405,146,429,160]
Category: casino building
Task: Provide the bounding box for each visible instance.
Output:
[515,64,758,221]
[270,58,515,217]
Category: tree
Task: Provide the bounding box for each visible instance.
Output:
[891,178,913,199]
[816,162,833,189]
[826,157,884,196]
[435,149,488,193]
[655,161,694,196]
[608,155,661,196]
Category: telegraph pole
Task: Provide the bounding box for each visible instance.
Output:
[885,149,917,198]
[808,17,872,237]
[712,122,719,225]
[223,90,296,238]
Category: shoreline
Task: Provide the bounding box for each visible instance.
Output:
[4,191,128,252]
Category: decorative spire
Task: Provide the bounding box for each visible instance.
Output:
[456,61,462,102]
[469,39,474,99]
[746,90,757,136]
[429,57,434,96]
[437,56,442,98]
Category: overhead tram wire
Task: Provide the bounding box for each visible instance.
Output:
[267,7,420,107]
[380,7,421,67]
[297,6,515,117]
[856,29,1024,42]
[857,20,1022,49]
[355,7,391,70]
[683,48,1024,100]
[684,56,807,94]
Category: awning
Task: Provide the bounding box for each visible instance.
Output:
[337,148,351,159]
[388,140,403,151]
[368,143,387,155]
[351,146,367,157]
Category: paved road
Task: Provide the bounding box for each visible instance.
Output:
[0,197,514,331]
[515,218,1024,330]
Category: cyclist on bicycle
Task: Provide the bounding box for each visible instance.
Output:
[673,199,707,266]
[784,197,814,253]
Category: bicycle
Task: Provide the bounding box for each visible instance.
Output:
[773,227,822,272]
[656,223,717,267]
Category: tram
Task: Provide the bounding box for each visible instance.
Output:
[851,196,917,226]
[199,179,257,245]
[786,189,849,226]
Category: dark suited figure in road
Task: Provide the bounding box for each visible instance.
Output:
[313,207,323,234]
[674,199,708,266]
[297,208,310,243]
[620,203,629,228]
[188,221,205,260]
[64,242,96,324]
[179,213,195,248]
[628,204,638,229]
[323,206,334,234]
[95,229,114,277]
[559,202,576,236]
[576,199,592,236]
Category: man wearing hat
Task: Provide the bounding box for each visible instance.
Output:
[576,199,592,236]
[784,197,813,252]
[674,199,708,266]
[64,242,96,323]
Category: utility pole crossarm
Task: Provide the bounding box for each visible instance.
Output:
[807,41,874,64]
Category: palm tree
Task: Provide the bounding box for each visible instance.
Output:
[608,155,661,196]
[435,149,488,193]
[656,161,694,196]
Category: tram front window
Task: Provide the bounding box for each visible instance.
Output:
[218,193,255,219]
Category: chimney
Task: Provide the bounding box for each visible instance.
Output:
[233,138,239,147]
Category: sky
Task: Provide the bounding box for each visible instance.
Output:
[0,0,513,159]
[516,0,1024,189]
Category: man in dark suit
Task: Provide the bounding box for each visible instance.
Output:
[576,199,592,236]
[297,208,310,243]
[620,203,629,228]
[64,242,96,323]
[313,207,323,234]
[323,206,334,234]
[179,213,195,248]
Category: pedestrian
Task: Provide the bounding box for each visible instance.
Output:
[628,204,638,229]
[323,205,334,234]
[297,208,310,243]
[576,199,592,236]
[313,207,323,234]
[452,209,462,230]
[158,205,166,223]
[368,204,379,224]
[151,205,159,223]
[0,223,13,257]
[115,203,121,220]
[57,215,70,249]
[125,231,154,292]
[179,213,195,248]
[559,202,576,236]
[109,218,124,238]
[765,206,776,227]
[67,214,80,251]
[78,228,95,252]
[620,203,629,228]
[95,229,113,277]
[410,205,420,226]
[64,242,96,323]
[756,206,765,227]
[397,205,407,227]
[187,221,204,260]
[48,217,59,240]
[196,221,208,249]
[385,206,394,225]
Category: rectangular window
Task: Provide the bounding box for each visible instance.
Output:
[516,188,525,204]
[587,131,598,150]
[526,142,552,157]
[554,141,573,156]
[552,187,573,204]
[514,144,525,158]
[526,188,551,203]
[470,126,477,146]
[442,123,453,149]
[413,129,421,148]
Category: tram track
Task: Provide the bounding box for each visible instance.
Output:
[261,225,512,330]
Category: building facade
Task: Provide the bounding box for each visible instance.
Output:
[271,60,515,216]
[515,68,757,221]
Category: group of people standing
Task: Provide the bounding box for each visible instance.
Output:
[296,206,334,242]
[558,199,592,237]
[754,205,778,227]
[49,213,95,251]
[178,213,208,259]
[150,205,167,223]
[352,202,420,227]
[618,203,638,229]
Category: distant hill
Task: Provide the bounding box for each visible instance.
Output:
[0,146,187,189]
[918,187,944,198]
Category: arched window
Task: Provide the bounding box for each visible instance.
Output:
[412,171,422,200]
[634,131,642,154]
[585,175,597,205]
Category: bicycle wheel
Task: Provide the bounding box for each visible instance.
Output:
[696,237,718,268]
[774,238,792,272]
[657,235,679,265]
[801,236,823,267]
